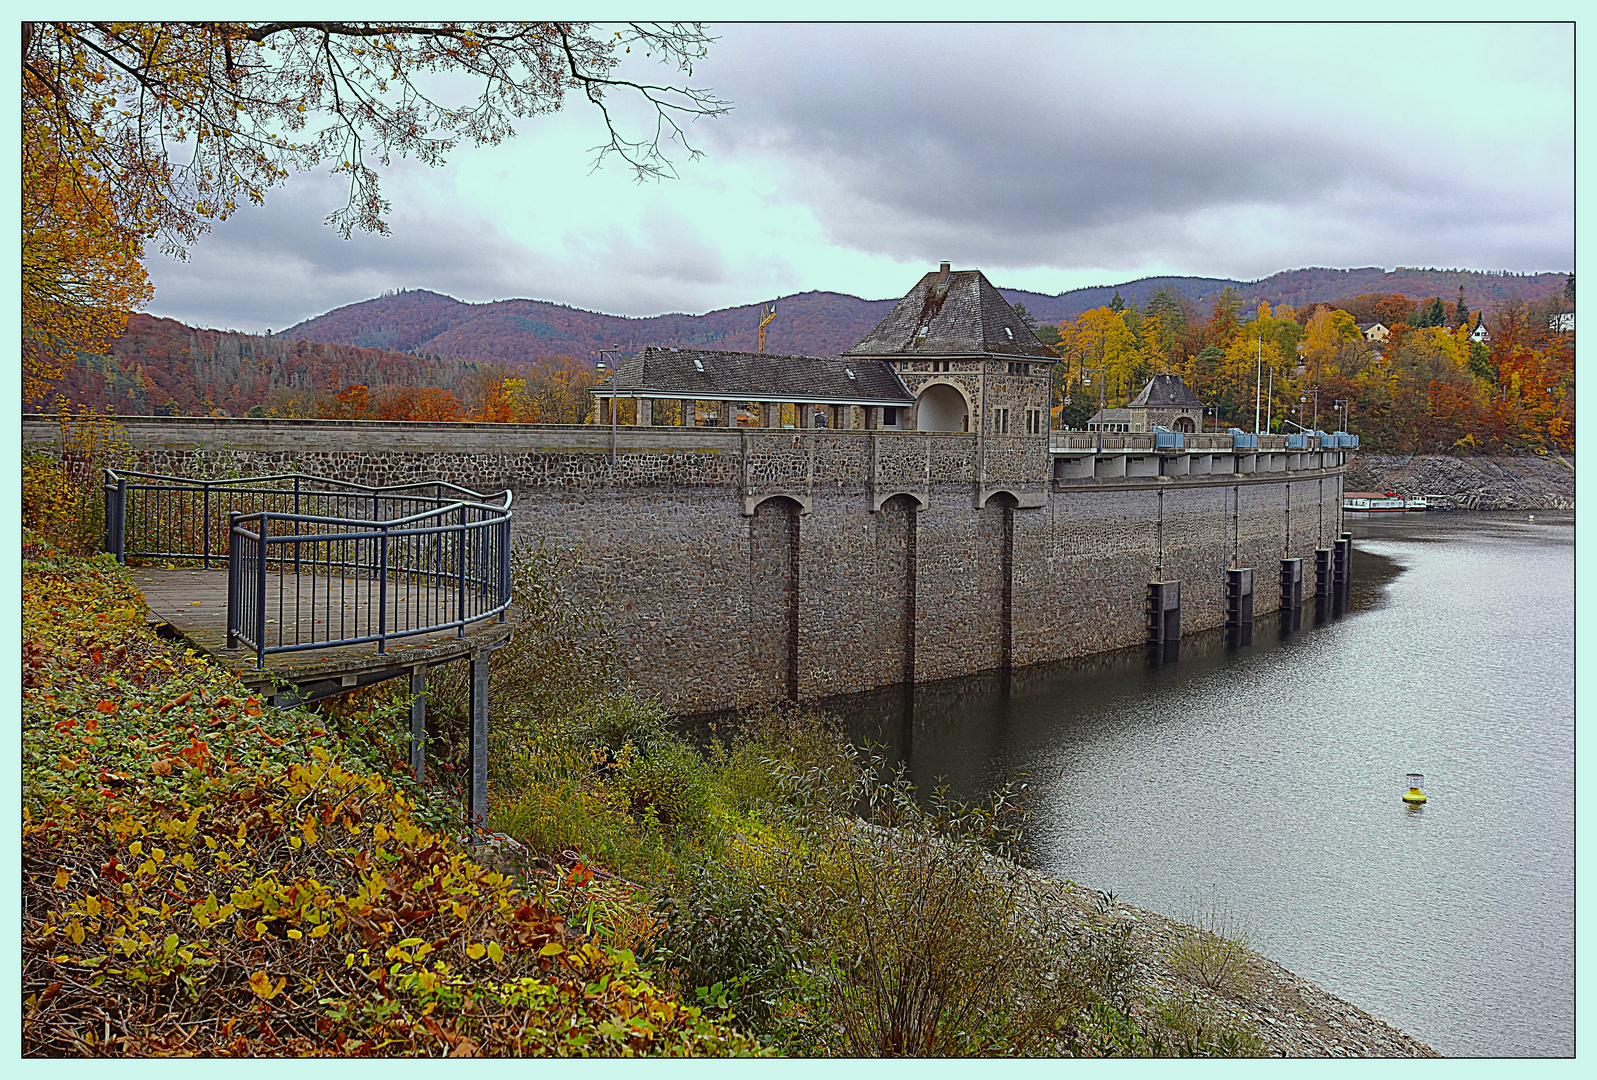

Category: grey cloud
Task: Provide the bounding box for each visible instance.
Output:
[144,168,775,330]
[144,167,545,331]
[698,23,1572,276]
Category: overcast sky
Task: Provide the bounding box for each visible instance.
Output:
[143,22,1574,333]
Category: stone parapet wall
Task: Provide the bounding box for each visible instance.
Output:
[28,416,1346,715]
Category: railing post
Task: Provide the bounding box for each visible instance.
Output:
[498,517,510,622]
[202,483,212,569]
[457,505,468,637]
[112,477,127,562]
[293,476,301,576]
[103,474,117,559]
[377,524,389,654]
[226,512,241,649]
[256,516,269,670]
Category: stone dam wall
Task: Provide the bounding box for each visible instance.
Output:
[26,416,1350,715]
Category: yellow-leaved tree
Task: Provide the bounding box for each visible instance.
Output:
[22,111,152,404]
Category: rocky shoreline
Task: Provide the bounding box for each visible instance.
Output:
[1026,872,1440,1058]
[1346,452,1573,511]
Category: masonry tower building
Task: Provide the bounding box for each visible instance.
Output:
[844,262,1054,439]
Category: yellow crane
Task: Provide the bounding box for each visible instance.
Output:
[757,305,776,353]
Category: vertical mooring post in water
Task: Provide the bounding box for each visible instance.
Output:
[1333,533,1352,616]
[1225,567,1255,647]
[1280,558,1304,610]
[1314,546,1333,622]
[1279,557,1304,637]
[1145,580,1181,663]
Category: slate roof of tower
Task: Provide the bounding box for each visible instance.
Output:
[590,346,914,404]
[1127,374,1202,408]
[843,269,1055,359]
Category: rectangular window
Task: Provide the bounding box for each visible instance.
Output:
[994,407,1009,434]
[1008,362,1029,375]
[1025,408,1043,434]
[883,406,898,427]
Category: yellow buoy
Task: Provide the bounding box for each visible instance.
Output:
[1403,772,1427,804]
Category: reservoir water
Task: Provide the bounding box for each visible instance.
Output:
[826,511,1574,1057]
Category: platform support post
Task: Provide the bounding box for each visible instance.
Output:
[467,650,488,829]
[409,664,428,783]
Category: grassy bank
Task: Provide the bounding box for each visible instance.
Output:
[20,541,760,1056]
[22,533,1286,1057]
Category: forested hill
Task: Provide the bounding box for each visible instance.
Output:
[281,267,1569,365]
[47,312,491,417]
[278,290,898,367]
[40,264,1569,418]
[1017,267,1569,322]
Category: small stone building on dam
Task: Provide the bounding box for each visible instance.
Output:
[27,265,1353,716]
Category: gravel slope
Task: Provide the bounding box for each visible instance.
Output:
[1018,871,1440,1058]
[1345,453,1573,511]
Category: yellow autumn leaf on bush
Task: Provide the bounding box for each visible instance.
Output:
[248,970,285,999]
[466,942,486,960]
[53,867,69,889]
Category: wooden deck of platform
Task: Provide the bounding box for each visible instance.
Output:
[130,566,510,706]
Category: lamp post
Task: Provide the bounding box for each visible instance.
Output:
[1333,398,1351,435]
[1300,387,1320,436]
[1080,363,1107,452]
[595,343,623,465]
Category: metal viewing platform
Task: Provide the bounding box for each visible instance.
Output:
[104,469,515,824]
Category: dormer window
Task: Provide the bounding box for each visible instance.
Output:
[845,367,857,380]
[917,325,929,338]
[1004,327,1013,340]
[692,357,704,372]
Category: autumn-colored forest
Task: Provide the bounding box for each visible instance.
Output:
[41,313,599,424]
[39,278,1573,452]
[1043,282,1574,454]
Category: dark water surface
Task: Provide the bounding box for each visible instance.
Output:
[824,512,1574,1057]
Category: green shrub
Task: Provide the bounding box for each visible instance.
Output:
[613,739,713,838]
[766,764,1079,1056]
[1147,994,1268,1057]
[1167,897,1254,993]
[490,772,677,883]
[653,864,794,1032]
[1072,890,1139,1010]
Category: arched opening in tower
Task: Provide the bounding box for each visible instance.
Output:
[914,382,969,431]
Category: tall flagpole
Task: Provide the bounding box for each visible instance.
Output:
[1254,334,1262,435]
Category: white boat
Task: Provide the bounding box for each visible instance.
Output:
[1344,491,1407,512]
[1404,495,1428,511]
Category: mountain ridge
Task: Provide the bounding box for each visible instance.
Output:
[276,266,1570,365]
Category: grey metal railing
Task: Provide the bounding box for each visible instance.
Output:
[104,470,513,668]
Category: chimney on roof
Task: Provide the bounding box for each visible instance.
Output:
[939,261,951,277]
